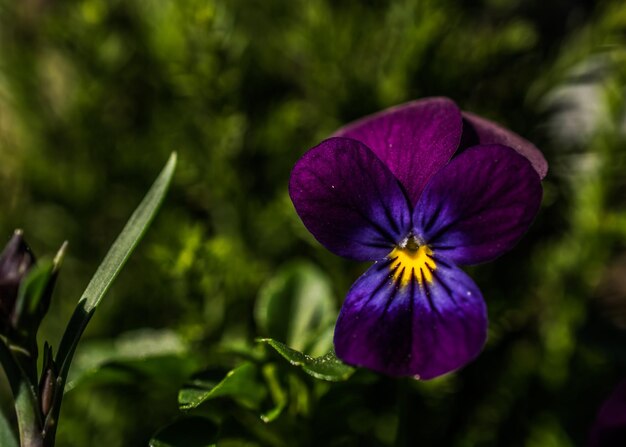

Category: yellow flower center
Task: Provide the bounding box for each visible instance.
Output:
[388,239,436,287]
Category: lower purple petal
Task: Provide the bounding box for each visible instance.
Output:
[334,255,487,379]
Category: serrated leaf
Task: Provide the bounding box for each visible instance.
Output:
[258,338,354,382]
[0,408,18,447]
[150,417,219,447]
[255,261,335,356]
[179,362,266,411]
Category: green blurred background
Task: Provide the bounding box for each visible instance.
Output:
[2,0,626,445]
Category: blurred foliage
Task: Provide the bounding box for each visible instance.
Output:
[2,0,626,445]
[255,261,335,357]
[150,416,219,447]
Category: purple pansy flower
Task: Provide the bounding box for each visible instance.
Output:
[289,98,547,378]
[590,380,626,447]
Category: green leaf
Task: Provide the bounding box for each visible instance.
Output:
[150,417,219,447]
[179,362,266,411]
[255,261,335,356]
[12,248,65,342]
[65,328,196,392]
[0,339,41,447]
[55,152,177,379]
[259,364,287,423]
[81,153,178,314]
[215,440,260,447]
[46,153,177,441]
[258,338,354,382]
[0,408,18,447]
[13,259,54,321]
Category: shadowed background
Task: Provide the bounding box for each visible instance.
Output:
[1,0,626,445]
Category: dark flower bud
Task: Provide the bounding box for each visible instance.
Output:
[0,230,36,334]
[39,343,59,420]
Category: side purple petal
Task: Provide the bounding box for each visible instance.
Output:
[461,112,548,179]
[334,256,487,379]
[413,144,542,265]
[334,98,463,205]
[590,380,626,447]
[289,137,412,261]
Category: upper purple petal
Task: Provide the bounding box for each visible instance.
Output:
[590,380,626,447]
[334,255,487,379]
[334,98,463,205]
[289,137,412,261]
[413,144,543,265]
[461,112,548,179]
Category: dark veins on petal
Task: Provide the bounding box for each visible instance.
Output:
[334,255,487,379]
[289,138,411,261]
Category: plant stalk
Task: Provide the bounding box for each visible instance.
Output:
[0,339,44,447]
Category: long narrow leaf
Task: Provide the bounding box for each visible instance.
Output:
[0,407,18,447]
[0,340,42,446]
[83,153,178,313]
[47,153,177,442]
[55,152,177,374]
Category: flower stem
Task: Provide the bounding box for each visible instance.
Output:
[394,378,413,447]
[14,379,44,447]
[0,339,44,447]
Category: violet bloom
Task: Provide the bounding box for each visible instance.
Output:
[590,380,626,447]
[0,230,35,334]
[289,98,547,378]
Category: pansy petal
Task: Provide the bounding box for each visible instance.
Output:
[461,112,548,179]
[289,137,411,261]
[590,380,626,447]
[334,256,487,379]
[413,144,542,265]
[334,98,463,204]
